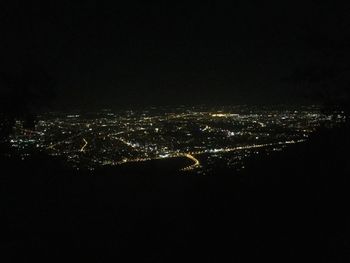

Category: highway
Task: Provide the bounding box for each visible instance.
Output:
[80,138,88,152]
[113,139,306,171]
[182,153,201,171]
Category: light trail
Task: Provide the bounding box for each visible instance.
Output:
[112,139,306,171]
[80,138,88,152]
[181,153,200,171]
[186,139,306,155]
[47,132,84,150]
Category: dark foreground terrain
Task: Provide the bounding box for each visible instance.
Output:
[1,124,349,262]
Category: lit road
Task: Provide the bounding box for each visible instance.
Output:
[112,139,306,171]
[47,132,84,150]
[182,153,200,171]
[80,138,88,152]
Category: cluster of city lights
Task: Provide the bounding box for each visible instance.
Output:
[8,105,345,173]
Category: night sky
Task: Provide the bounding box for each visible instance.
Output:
[1,1,349,109]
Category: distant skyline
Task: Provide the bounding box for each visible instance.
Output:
[1,1,349,109]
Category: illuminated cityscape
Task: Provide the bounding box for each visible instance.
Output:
[9,105,346,173]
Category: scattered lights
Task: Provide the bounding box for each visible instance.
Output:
[227,131,235,137]
[202,125,210,131]
[8,106,344,172]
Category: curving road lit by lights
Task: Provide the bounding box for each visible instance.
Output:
[113,139,306,171]
[47,132,84,150]
[80,138,88,152]
[182,153,200,171]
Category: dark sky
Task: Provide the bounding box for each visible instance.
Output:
[1,1,349,109]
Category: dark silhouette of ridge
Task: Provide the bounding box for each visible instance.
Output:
[0,69,55,145]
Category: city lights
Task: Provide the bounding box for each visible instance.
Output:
[8,105,345,173]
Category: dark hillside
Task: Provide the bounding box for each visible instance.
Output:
[1,124,349,262]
